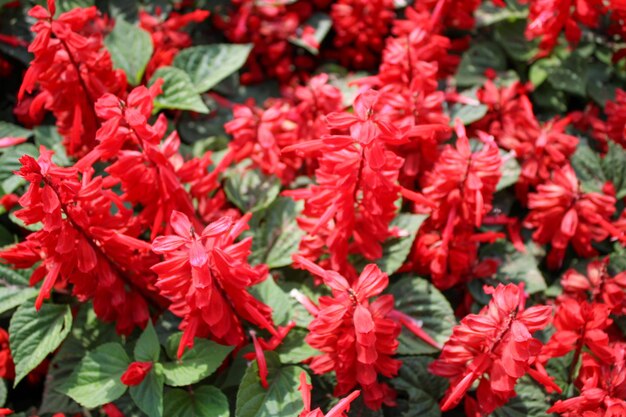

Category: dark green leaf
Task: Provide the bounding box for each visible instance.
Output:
[151,67,210,113]
[602,140,626,199]
[529,57,561,88]
[164,386,229,417]
[105,19,153,86]
[389,276,455,355]
[547,54,588,97]
[250,197,304,269]
[0,121,31,139]
[491,377,555,417]
[9,303,73,385]
[173,44,252,94]
[495,20,538,62]
[163,333,233,387]
[480,240,547,294]
[571,144,605,193]
[130,365,164,417]
[236,352,305,417]
[392,356,447,417]
[274,328,317,364]
[374,214,427,275]
[60,343,130,408]
[456,42,507,87]
[250,277,294,326]
[39,338,85,415]
[224,167,281,213]
[135,321,160,362]
[497,150,521,191]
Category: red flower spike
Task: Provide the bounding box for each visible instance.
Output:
[430,283,554,414]
[524,164,617,270]
[120,361,152,386]
[151,211,277,356]
[295,257,401,410]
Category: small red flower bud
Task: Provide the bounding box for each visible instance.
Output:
[120,362,153,386]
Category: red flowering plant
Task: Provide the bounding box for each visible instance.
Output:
[0,0,625,416]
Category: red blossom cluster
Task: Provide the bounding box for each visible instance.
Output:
[430,283,557,414]
[294,257,401,410]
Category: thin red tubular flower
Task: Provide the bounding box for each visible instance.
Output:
[298,371,360,417]
[294,256,401,410]
[0,148,163,334]
[548,345,626,416]
[524,164,617,269]
[151,211,277,357]
[19,0,127,157]
[540,299,615,365]
[422,0,482,31]
[429,283,556,414]
[139,8,210,80]
[120,361,152,386]
[562,258,626,315]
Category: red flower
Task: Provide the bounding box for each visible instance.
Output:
[294,256,401,410]
[561,258,626,315]
[139,9,209,80]
[548,345,626,416]
[525,0,606,56]
[19,0,126,156]
[540,299,614,364]
[327,0,395,69]
[0,329,14,380]
[602,89,626,148]
[151,211,277,357]
[298,371,360,417]
[0,147,162,334]
[429,283,555,414]
[120,361,152,386]
[524,164,617,269]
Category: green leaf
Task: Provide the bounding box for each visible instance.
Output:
[475,1,527,27]
[151,67,210,113]
[374,214,427,275]
[288,13,332,55]
[173,44,252,94]
[450,103,488,126]
[249,277,294,326]
[236,352,305,417]
[0,264,30,287]
[602,140,626,199]
[392,356,447,417]
[0,286,38,316]
[491,377,555,417]
[547,54,588,97]
[130,366,164,417]
[224,167,281,213]
[497,150,521,191]
[274,328,317,364]
[529,57,561,88]
[480,240,547,294]
[135,321,160,362]
[0,379,6,407]
[104,18,153,86]
[164,386,229,417]
[9,303,73,385]
[389,276,455,355]
[60,343,130,408]
[0,121,32,139]
[39,337,84,415]
[163,333,233,387]
[250,197,304,269]
[456,42,507,87]
[494,20,538,62]
[571,144,605,193]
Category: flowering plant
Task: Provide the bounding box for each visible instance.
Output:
[0,0,624,416]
